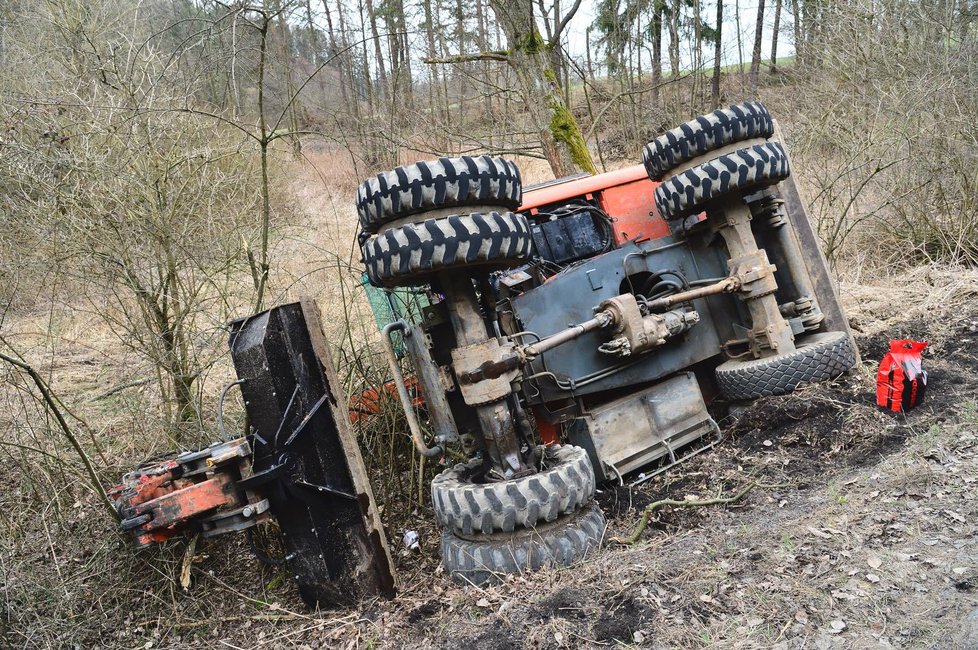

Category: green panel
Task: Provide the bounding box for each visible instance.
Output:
[362,274,431,356]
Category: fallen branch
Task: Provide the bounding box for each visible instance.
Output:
[91,377,152,401]
[179,533,199,591]
[609,481,775,545]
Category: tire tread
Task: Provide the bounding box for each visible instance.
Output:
[441,503,606,586]
[643,101,774,180]
[431,445,596,535]
[356,156,522,233]
[653,141,790,221]
[361,211,533,287]
[716,331,856,401]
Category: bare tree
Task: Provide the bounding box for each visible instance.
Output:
[749,0,766,95]
[711,0,722,107]
[425,0,596,176]
[771,0,783,73]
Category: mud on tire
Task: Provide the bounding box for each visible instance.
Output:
[441,502,606,586]
[361,211,532,287]
[643,101,774,181]
[715,331,856,401]
[431,445,596,535]
[356,156,522,234]
[653,141,790,221]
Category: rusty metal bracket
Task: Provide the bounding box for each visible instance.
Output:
[380,320,443,457]
[451,338,519,406]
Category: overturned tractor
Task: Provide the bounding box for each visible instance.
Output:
[356,101,856,583]
[114,102,856,603]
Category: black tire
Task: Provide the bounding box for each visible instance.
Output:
[643,101,774,181]
[653,141,790,221]
[441,502,606,586]
[361,211,533,287]
[715,331,856,401]
[356,156,522,234]
[431,445,595,535]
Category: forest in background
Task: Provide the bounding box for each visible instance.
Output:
[1,1,977,645]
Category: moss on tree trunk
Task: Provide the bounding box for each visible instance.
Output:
[490,0,596,177]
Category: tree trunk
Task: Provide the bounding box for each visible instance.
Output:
[364,0,389,101]
[321,0,351,112]
[651,2,662,108]
[456,0,466,106]
[692,0,702,103]
[712,0,723,108]
[488,0,596,176]
[749,0,766,96]
[960,0,971,42]
[667,2,680,77]
[398,0,413,103]
[791,0,803,67]
[356,0,375,112]
[422,0,441,119]
[735,0,746,93]
[475,0,492,113]
[272,0,302,154]
[770,0,783,73]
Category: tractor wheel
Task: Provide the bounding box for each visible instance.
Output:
[653,141,790,221]
[431,445,595,535]
[356,156,522,235]
[441,502,606,586]
[361,211,533,288]
[643,101,774,181]
[715,331,856,401]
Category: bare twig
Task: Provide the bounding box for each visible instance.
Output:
[90,378,153,402]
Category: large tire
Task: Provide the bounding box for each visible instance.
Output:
[431,445,595,535]
[715,331,856,401]
[356,156,522,234]
[653,141,790,221]
[643,101,774,181]
[361,211,533,287]
[441,502,606,586]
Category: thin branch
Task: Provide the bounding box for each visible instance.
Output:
[423,51,510,64]
[90,378,153,402]
[552,0,585,45]
[0,351,118,520]
[270,31,410,136]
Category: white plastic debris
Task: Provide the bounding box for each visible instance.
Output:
[403,530,420,551]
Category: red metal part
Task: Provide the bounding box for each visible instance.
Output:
[111,440,258,547]
[597,172,671,244]
[521,165,672,245]
[532,407,560,446]
[128,472,243,546]
[520,165,652,211]
[349,375,423,424]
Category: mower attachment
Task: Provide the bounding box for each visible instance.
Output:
[227,300,396,606]
[113,300,396,609]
